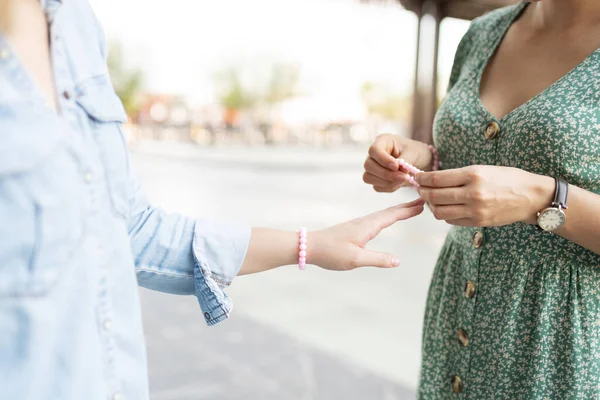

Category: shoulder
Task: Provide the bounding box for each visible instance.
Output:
[454,3,525,64]
[59,0,102,29]
[448,3,524,90]
[57,0,109,79]
[466,3,525,48]
[59,0,106,52]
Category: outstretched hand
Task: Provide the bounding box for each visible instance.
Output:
[310,198,425,270]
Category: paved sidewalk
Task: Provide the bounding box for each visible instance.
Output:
[143,290,415,400]
[133,142,449,399]
[130,140,370,170]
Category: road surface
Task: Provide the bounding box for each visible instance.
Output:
[132,141,450,400]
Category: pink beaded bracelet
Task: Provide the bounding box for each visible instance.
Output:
[397,145,440,187]
[298,227,307,270]
[428,144,440,171]
[398,158,422,187]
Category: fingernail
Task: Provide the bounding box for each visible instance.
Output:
[391,258,400,267]
[388,162,398,170]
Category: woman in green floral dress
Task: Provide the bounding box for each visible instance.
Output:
[364,0,600,398]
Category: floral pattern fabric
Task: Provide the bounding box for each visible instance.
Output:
[419,3,600,399]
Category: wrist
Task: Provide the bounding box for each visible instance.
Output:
[522,174,555,225]
[306,230,323,267]
[416,141,434,171]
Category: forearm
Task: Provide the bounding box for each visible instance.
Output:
[238,228,300,275]
[239,199,425,275]
[525,174,600,255]
[554,185,600,254]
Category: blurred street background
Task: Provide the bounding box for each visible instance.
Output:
[133,141,449,399]
[87,0,471,398]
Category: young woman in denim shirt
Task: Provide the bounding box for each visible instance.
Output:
[0,1,425,399]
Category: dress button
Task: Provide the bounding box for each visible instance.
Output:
[451,375,463,393]
[472,231,484,248]
[62,90,71,100]
[457,328,470,347]
[84,171,93,183]
[484,121,500,140]
[103,320,112,331]
[0,48,8,60]
[464,281,476,299]
[112,393,122,400]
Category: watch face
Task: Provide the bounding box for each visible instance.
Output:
[538,208,566,231]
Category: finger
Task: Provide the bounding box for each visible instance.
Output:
[370,176,412,192]
[401,197,427,208]
[364,199,425,231]
[428,204,470,221]
[368,136,401,170]
[364,158,407,183]
[354,249,400,268]
[363,172,395,187]
[418,187,467,205]
[373,185,400,193]
[416,169,470,188]
[358,198,424,225]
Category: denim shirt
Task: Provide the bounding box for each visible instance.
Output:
[0,1,251,399]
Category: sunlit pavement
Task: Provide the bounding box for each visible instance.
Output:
[132,141,450,400]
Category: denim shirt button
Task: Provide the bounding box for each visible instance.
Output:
[204,312,211,321]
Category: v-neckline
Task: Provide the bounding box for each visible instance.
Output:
[475,2,600,123]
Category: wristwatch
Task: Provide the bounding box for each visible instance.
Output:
[536,177,568,232]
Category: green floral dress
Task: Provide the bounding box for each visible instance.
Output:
[420,3,600,399]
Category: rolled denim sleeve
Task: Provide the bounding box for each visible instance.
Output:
[127,167,250,325]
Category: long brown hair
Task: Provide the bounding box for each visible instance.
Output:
[0,0,14,33]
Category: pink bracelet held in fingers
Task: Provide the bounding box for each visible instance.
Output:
[298,227,307,270]
[398,158,422,187]
[428,144,440,171]
[397,145,440,187]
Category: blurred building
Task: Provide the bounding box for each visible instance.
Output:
[363,0,516,143]
[134,94,191,141]
[398,0,517,144]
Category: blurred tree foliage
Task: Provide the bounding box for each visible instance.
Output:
[213,62,300,111]
[213,67,258,111]
[107,41,143,118]
[264,62,300,106]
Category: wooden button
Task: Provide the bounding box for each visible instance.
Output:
[451,375,463,393]
[484,121,500,140]
[457,329,470,347]
[464,281,476,299]
[472,231,484,248]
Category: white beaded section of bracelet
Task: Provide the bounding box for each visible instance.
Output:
[398,158,423,186]
[298,227,307,270]
[397,145,440,187]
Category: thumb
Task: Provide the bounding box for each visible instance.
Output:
[354,249,401,269]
